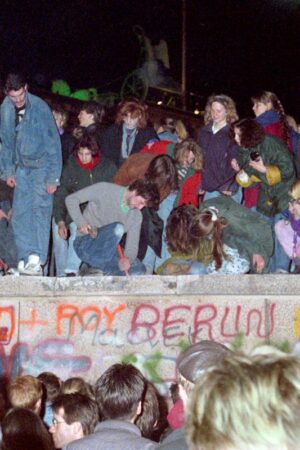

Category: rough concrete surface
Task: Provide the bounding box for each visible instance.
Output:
[0,274,299,393]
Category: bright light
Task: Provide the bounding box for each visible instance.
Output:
[157,100,163,105]
[194,108,200,115]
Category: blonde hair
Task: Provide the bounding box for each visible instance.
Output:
[61,377,95,400]
[186,353,300,450]
[174,139,203,171]
[204,94,238,125]
[175,120,188,141]
[289,178,300,201]
[8,375,43,411]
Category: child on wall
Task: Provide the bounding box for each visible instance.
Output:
[275,179,300,273]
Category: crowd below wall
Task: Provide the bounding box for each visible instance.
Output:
[0,338,300,449]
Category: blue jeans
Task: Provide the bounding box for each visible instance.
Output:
[258,211,290,273]
[74,222,145,276]
[12,167,53,264]
[204,188,242,204]
[52,220,81,276]
[143,193,176,273]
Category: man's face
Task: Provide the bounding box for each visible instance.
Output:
[78,109,94,127]
[49,408,80,449]
[8,86,27,108]
[127,191,147,210]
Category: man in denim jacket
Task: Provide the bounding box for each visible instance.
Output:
[0,73,62,275]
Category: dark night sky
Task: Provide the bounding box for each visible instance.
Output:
[1,0,300,117]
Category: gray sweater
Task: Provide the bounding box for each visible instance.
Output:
[65,182,142,262]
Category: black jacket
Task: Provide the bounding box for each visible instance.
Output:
[100,123,158,168]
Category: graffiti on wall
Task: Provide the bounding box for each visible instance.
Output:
[55,302,276,347]
[0,299,296,388]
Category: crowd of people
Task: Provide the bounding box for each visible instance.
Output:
[1,72,300,276]
[0,342,300,449]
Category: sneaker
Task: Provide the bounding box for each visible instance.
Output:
[17,260,25,274]
[22,255,43,276]
[79,263,103,277]
[6,267,20,276]
[275,268,288,274]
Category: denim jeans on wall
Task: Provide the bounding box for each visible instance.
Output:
[12,167,53,264]
[258,211,290,273]
[74,222,145,276]
[52,220,81,276]
[204,188,242,204]
[143,193,176,273]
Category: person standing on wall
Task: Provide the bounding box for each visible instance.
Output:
[0,72,62,275]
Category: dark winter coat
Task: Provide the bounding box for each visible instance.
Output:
[198,123,239,194]
[100,123,158,167]
[237,135,295,217]
[53,154,117,226]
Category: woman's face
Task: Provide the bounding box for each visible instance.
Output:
[234,127,242,146]
[123,113,140,129]
[252,101,271,117]
[211,101,227,125]
[182,150,195,168]
[289,199,300,220]
[77,147,93,164]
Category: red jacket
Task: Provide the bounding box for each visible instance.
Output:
[142,140,201,207]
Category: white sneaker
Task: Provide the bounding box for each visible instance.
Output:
[22,255,43,276]
[6,267,20,276]
[17,261,25,274]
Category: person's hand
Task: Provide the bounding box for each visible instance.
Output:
[231,158,240,172]
[46,185,57,194]
[252,254,265,273]
[0,209,8,221]
[249,157,267,173]
[6,176,16,188]
[221,190,232,196]
[79,224,92,235]
[58,221,68,239]
[118,256,131,273]
[7,208,12,220]
[198,189,206,196]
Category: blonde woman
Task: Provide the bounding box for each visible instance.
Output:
[199,94,241,202]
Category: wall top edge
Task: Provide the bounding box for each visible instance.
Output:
[0,275,298,296]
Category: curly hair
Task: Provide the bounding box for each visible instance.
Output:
[251,90,289,146]
[204,94,238,125]
[174,139,204,171]
[232,118,265,148]
[166,205,227,269]
[115,97,148,128]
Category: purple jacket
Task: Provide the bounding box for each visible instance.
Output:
[199,123,239,193]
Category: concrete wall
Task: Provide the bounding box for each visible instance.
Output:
[0,274,299,395]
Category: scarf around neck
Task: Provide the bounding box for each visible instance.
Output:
[76,154,100,170]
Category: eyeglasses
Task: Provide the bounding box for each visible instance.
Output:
[52,417,66,426]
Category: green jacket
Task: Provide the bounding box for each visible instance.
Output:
[237,135,295,216]
[201,196,273,272]
[53,154,117,225]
